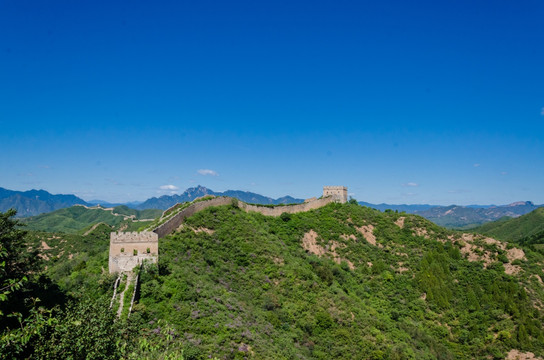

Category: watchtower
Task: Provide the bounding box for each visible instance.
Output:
[109,231,158,273]
[323,186,348,203]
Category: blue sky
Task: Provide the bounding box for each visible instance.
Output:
[1,0,543,204]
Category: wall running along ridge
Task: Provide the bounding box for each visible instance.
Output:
[153,196,234,238]
[109,189,346,273]
[238,197,335,216]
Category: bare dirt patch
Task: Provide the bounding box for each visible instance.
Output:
[395,217,405,228]
[193,227,215,235]
[506,349,542,360]
[41,241,51,250]
[397,262,409,273]
[301,230,355,269]
[356,225,382,248]
[413,227,431,239]
[504,263,522,275]
[506,248,525,262]
[531,275,543,285]
[340,234,357,241]
[455,233,526,273]
[302,230,326,256]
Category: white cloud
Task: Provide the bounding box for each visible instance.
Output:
[541,107,544,116]
[500,171,508,175]
[197,169,218,176]
[403,182,419,187]
[473,163,481,167]
[159,184,179,190]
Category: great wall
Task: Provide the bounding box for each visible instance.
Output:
[108,186,347,316]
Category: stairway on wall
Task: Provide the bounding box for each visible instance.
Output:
[111,271,137,318]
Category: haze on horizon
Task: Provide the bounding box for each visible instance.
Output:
[1,1,543,205]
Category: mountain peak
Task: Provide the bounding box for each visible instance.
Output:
[507,201,534,207]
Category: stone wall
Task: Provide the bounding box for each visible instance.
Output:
[153,197,234,238]
[153,196,336,238]
[109,231,158,273]
[109,190,345,273]
[238,197,335,217]
[323,186,348,203]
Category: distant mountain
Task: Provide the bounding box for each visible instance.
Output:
[87,200,143,207]
[0,187,89,217]
[136,185,305,210]
[473,207,544,244]
[413,201,542,229]
[359,200,542,229]
[358,202,436,213]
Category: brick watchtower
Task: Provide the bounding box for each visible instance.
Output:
[323,186,348,203]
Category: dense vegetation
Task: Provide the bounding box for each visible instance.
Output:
[474,208,544,244]
[21,205,161,234]
[1,202,544,359]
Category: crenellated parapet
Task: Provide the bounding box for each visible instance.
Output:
[323,186,348,203]
[109,231,158,274]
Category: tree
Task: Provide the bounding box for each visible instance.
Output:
[0,209,39,322]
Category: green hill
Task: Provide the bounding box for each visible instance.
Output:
[21,205,162,234]
[473,208,544,243]
[17,202,544,359]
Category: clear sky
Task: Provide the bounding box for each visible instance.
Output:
[1,0,543,205]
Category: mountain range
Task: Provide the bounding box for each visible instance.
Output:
[360,201,542,228]
[473,207,544,244]
[0,187,89,217]
[134,185,304,210]
[2,186,542,229]
[409,201,540,229]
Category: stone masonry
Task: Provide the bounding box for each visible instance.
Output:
[109,231,158,273]
[323,186,348,203]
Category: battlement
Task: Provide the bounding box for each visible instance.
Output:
[109,231,158,274]
[111,231,159,243]
[323,186,348,203]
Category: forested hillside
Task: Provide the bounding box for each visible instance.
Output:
[474,208,544,243]
[2,203,544,359]
[20,205,161,234]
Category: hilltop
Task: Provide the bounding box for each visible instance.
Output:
[10,202,544,359]
[474,208,544,245]
[21,205,162,234]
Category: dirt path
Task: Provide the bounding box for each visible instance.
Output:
[84,222,108,236]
